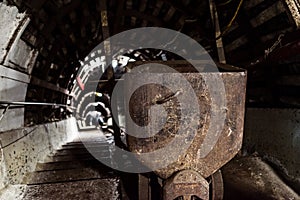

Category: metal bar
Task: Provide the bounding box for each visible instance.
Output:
[138,174,150,200]
[89,79,124,83]
[211,170,224,200]
[0,105,10,122]
[0,101,75,109]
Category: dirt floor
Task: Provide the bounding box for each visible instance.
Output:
[222,156,299,200]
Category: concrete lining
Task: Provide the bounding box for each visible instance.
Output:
[0,117,78,191]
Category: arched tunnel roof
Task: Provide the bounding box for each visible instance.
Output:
[1,0,300,125]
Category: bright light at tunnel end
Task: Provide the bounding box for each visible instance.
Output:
[74,27,227,173]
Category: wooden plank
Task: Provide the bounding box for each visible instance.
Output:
[113,0,125,34]
[163,0,202,17]
[163,6,176,22]
[235,8,260,50]
[279,96,300,107]
[139,0,148,12]
[39,39,63,80]
[260,27,293,43]
[276,75,300,87]
[38,0,81,37]
[250,1,286,28]
[225,35,248,52]
[276,86,300,96]
[139,0,148,26]
[152,1,164,16]
[122,10,164,26]
[243,0,264,10]
[26,0,46,11]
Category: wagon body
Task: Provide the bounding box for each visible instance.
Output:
[125,61,247,179]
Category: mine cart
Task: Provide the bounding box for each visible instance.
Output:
[124,60,247,200]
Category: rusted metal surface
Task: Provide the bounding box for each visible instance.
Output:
[284,0,300,28]
[125,61,247,180]
[164,169,209,200]
[211,170,224,200]
[138,174,151,200]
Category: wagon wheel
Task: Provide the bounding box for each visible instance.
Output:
[188,170,223,200]
[186,170,224,200]
[210,170,224,200]
[174,170,223,200]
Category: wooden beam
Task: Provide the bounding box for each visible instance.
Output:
[24,0,47,11]
[279,96,300,107]
[243,0,264,10]
[209,0,226,63]
[113,0,125,34]
[276,75,300,87]
[97,0,114,81]
[250,1,286,28]
[37,0,81,38]
[163,0,202,17]
[122,10,164,26]
[224,35,248,52]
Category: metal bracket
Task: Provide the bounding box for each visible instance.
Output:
[164,169,209,200]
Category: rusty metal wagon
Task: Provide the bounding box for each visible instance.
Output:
[124,60,247,200]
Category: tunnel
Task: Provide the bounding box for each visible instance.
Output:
[0,0,300,199]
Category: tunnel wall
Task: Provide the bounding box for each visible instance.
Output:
[0,4,78,191]
[0,117,78,190]
[244,108,300,186]
[0,65,29,132]
[0,3,36,132]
